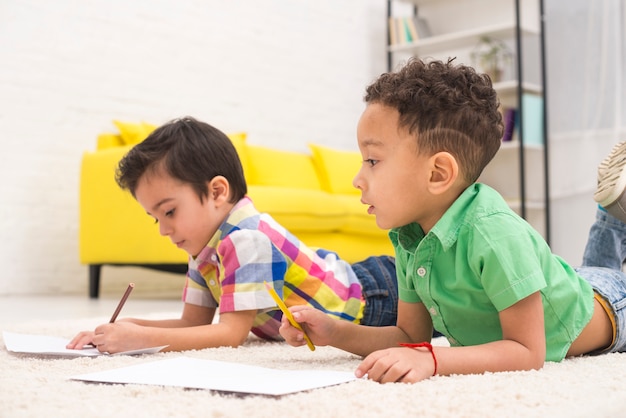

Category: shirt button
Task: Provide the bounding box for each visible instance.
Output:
[417,267,427,277]
[209,280,216,286]
[429,307,437,316]
[211,255,217,261]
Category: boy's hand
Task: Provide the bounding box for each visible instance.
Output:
[356,346,436,383]
[66,330,97,350]
[66,322,144,354]
[88,322,145,353]
[278,306,336,347]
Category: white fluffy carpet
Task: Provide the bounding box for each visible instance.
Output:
[2,313,626,418]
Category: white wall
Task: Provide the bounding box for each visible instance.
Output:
[0,0,387,296]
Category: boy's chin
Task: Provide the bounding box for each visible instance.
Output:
[375,217,408,231]
[375,219,394,230]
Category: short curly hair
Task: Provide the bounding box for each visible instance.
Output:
[365,58,503,184]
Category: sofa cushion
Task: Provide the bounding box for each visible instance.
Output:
[245,145,321,190]
[113,120,157,145]
[247,185,347,232]
[309,144,361,195]
[226,132,249,177]
[335,195,388,237]
[96,133,125,150]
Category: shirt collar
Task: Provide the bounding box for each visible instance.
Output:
[195,196,256,262]
[394,184,481,252]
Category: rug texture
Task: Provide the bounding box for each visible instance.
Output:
[1,313,625,418]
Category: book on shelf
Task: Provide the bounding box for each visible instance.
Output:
[501,107,517,143]
[405,17,418,42]
[388,16,431,46]
[388,16,398,45]
[521,93,544,146]
[499,94,544,145]
[413,16,432,39]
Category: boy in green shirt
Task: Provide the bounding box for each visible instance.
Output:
[280,57,626,383]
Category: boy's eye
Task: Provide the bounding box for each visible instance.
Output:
[365,159,379,167]
[151,209,174,224]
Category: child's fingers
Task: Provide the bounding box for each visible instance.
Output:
[279,315,306,346]
[290,307,319,326]
[66,331,95,350]
[288,305,313,313]
[355,349,387,378]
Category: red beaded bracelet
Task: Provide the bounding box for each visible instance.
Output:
[399,342,438,376]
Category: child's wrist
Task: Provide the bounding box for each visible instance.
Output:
[399,342,438,376]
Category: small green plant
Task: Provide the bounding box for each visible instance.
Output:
[470,36,513,82]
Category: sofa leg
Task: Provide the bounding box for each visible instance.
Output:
[89,264,102,299]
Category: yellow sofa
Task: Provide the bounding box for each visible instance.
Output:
[79,122,393,298]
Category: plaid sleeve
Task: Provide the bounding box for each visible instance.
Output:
[217,229,287,313]
[182,255,219,308]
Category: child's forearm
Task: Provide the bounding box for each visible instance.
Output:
[357,337,546,383]
[155,326,233,351]
[433,339,545,376]
[331,321,412,357]
[122,317,198,328]
[135,322,249,352]
[138,309,256,352]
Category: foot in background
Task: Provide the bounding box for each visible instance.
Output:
[595,141,626,224]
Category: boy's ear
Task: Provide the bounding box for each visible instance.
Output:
[207,176,230,204]
[428,152,460,195]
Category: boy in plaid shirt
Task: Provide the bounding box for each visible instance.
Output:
[68,117,397,353]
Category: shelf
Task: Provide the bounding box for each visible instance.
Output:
[499,141,543,151]
[504,199,545,211]
[387,22,539,57]
[493,80,542,96]
[393,0,448,5]
[386,0,548,240]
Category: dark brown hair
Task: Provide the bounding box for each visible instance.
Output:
[365,58,503,183]
[116,116,247,203]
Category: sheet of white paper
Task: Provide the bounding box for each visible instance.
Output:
[70,356,357,396]
[2,331,167,357]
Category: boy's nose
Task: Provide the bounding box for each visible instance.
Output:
[159,222,172,236]
[352,169,364,190]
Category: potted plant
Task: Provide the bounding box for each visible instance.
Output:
[470,36,513,82]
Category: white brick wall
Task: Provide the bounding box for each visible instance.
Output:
[0,0,387,295]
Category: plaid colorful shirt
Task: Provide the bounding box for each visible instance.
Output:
[183,197,365,340]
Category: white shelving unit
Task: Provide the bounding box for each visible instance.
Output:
[388,22,538,56]
[386,0,549,240]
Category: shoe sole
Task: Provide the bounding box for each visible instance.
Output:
[594,141,626,207]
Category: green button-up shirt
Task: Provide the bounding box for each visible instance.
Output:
[392,183,594,361]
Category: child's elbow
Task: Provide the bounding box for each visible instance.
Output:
[511,356,544,373]
[511,346,545,372]
[528,358,545,371]
[526,350,546,371]
[228,332,250,348]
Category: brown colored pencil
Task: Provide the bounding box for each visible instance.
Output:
[109,283,135,323]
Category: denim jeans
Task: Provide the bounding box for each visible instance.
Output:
[580,207,626,353]
[351,256,398,326]
[582,207,626,269]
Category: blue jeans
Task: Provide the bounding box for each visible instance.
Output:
[582,207,626,270]
[351,256,398,326]
[581,208,626,353]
